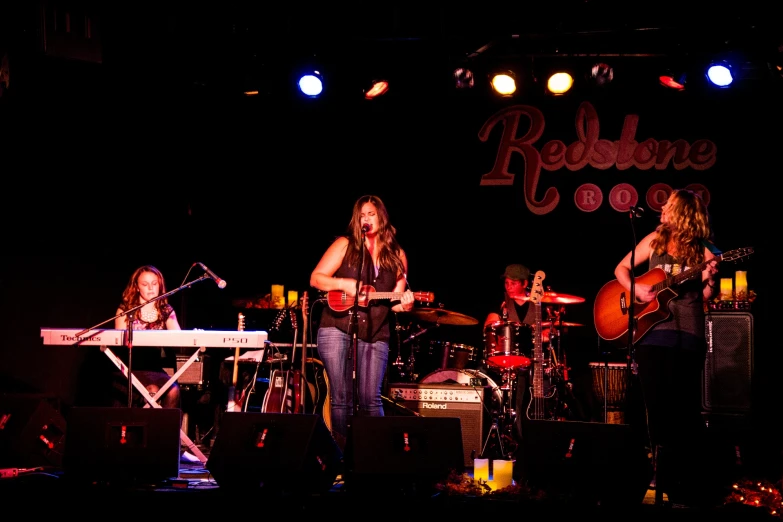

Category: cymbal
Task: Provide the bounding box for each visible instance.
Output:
[508,291,586,305]
[540,321,584,328]
[404,308,479,326]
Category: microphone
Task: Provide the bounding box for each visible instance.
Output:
[197,262,227,289]
[361,223,371,233]
[628,206,644,218]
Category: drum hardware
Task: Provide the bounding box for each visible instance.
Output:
[481,366,521,459]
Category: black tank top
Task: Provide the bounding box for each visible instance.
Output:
[639,251,706,351]
[317,244,398,343]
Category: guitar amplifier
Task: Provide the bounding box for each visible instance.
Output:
[175,354,211,386]
[386,382,494,467]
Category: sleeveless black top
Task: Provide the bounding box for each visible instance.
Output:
[639,251,706,351]
[318,243,398,343]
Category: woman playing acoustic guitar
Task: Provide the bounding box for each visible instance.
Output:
[611,189,721,508]
[310,195,416,449]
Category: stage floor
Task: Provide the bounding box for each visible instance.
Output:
[1,432,779,522]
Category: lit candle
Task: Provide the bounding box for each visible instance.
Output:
[492,459,514,488]
[271,284,285,309]
[287,290,298,308]
[719,278,733,301]
[735,271,748,301]
[473,458,489,482]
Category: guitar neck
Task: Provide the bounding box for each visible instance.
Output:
[532,303,544,398]
[650,253,722,293]
[367,291,406,300]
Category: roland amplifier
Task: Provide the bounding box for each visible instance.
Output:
[386,382,493,467]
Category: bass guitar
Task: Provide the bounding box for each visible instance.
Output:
[594,247,754,346]
[326,285,434,312]
[525,271,558,420]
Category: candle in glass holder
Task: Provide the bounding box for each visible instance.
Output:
[719,278,733,301]
[473,458,489,482]
[735,271,748,301]
[287,290,298,308]
[492,459,514,488]
[271,284,285,309]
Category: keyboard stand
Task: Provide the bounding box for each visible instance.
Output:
[100,345,208,465]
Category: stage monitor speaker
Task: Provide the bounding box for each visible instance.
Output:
[0,394,66,468]
[386,380,495,466]
[206,412,342,493]
[345,416,464,497]
[520,420,651,507]
[63,407,181,485]
[703,312,753,414]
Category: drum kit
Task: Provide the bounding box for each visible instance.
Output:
[391,290,587,458]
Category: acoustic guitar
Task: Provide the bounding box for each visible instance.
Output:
[326,285,434,312]
[593,247,754,346]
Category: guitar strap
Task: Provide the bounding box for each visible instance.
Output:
[702,239,722,255]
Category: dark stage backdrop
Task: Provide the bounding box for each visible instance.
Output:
[0,59,778,429]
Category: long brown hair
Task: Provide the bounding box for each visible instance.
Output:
[343,195,405,277]
[120,265,169,311]
[650,189,713,267]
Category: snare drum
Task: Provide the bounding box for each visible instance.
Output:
[422,341,475,374]
[483,321,533,369]
[589,361,628,412]
[428,341,473,371]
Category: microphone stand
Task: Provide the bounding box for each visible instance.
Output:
[625,208,640,416]
[349,229,367,420]
[75,274,213,407]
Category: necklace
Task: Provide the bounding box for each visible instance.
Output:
[140,306,158,323]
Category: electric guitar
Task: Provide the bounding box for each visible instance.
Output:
[226,313,245,412]
[594,247,754,346]
[326,285,434,312]
[525,271,558,420]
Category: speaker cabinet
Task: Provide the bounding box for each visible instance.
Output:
[703,312,753,413]
[520,420,651,506]
[386,381,494,466]
[63,407,181,485]
[207,413,342,493]
[345,416,464,496]
[0,394,66,468]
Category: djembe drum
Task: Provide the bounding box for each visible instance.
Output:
[589,361,629,424]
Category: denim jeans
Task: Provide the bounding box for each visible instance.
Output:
[317,326,389,442]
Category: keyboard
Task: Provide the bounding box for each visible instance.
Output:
[40,328,268,348]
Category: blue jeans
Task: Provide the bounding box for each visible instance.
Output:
[317,327,389,443]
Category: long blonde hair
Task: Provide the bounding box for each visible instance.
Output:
[650,189,713,267]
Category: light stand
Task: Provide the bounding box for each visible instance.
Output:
[75,273,213,407]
